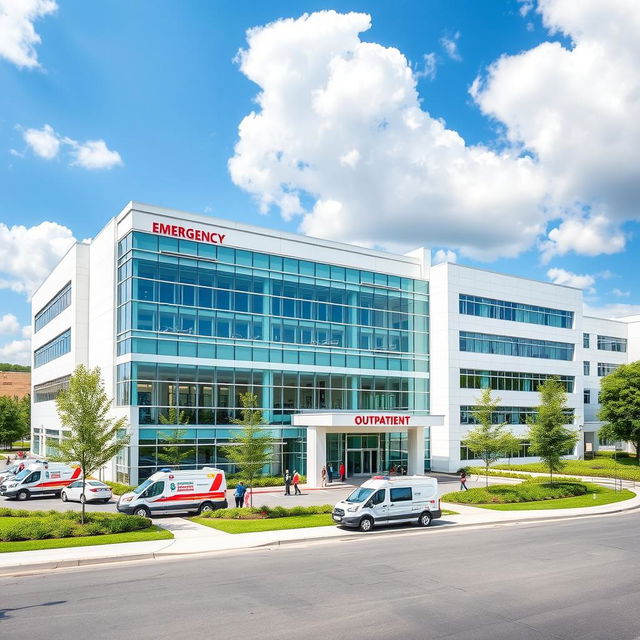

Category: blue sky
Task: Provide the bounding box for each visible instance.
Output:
[1,0,639,363]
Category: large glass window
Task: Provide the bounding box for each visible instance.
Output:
[459,369,574,392]
[34,282,71,332]
[460,439,574,460]
[34,329,71,368]
[459,331,574,361]
[460,406,574,425]
[597,335,627,352]
[34,375,70,402]
[459,294,573,328]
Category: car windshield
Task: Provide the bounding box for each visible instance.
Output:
[345,487,374,503]
[133,479,154,494]
[13,470,30,481]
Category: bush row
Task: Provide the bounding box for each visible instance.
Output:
[492,459,640,481]
[104,481,136,495]
[226,475,307,488]
[442,481,589,505]
[197,504,333,520]
[0,511,151,541]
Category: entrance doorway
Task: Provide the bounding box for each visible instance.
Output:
[347,448,380,476]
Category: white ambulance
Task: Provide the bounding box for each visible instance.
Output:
[332,475,441,532]
[117,467,228,517]
[0,459,39,484]
[0,461,82,500]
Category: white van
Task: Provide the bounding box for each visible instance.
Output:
[0,461,82,500]
[0,459,39,484]
[117,467,228,517]
[332,475,441,532]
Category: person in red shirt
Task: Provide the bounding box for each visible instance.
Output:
[339,462,346,482]
[292,470,301,495]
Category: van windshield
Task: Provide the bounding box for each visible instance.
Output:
[13,470,30,481]
[345,487,374,503]
[133,479,154,494]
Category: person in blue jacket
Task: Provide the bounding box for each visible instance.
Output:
[234,481,247,507]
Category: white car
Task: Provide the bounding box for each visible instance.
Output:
[61,480,113,504]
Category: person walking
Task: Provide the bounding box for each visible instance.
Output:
[284,469,292,495]
[339,462,346,482]
[327,464,334,484]
[321,465,327,487]
[234,481,247,507]
[293,470,301,495]
[244,487,251,507]
[460,470,469,490]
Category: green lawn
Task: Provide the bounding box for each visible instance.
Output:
[0,519,173,553]
[493,456,640,482]
[476,484,633,511]
[192,513,334,533]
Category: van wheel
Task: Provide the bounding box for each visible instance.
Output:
[198,501,214,515]
[359,516,374,532]
[133,506,151,518]
[16,489,29,501]
[418,512,432,527]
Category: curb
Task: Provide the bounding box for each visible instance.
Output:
[2,494,638,577]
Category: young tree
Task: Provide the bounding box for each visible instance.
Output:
[465,388,519,486]
[18,395,31,443]
[527,377,578,483]
[222,392,273,506]
[156,408,194,467]
[598,361,640,463]
[0,396,22,449]
[50,365,130,522]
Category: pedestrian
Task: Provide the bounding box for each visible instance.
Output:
[327,464,334,484]
[244,488,251,507]
[339,462,346,482]
[284,469,291,495]
[293,470,301,495]
[5,456,9,466]
[321,465,327,487]
[460,470,468,491]
[234,481,247,507]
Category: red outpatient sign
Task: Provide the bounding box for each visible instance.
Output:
[354,415,411,426]
[152,221,226,244]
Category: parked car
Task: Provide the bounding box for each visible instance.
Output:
[332,475,441,532]
[61,480,112,504]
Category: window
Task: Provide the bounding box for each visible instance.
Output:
[26,471,41,483]
[460,369,574,393]
[583,333,590,348]
[459,331,574,361]
[597,335,627,352]
[34,375,71,402]
[146,481,164,497]
[584,389,591,404]
[460,406,573,425]
[371,489,386,505]
[583,361,590,376]
[389,487,412,501]
[34,329,71,368]
[459,294,573,328]
[34,282,72,332]
[597,363,618,377]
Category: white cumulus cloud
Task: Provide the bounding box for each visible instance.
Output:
[584,303,640,320]
[473,0,640,259]
[415,52,437,80]
[612,288,630,298]
[0,338,31,365]
[547,267,596,293]
[0,0,57,69]
[0,220,76,296]
[21,124,122,169]
[0,313,20,335]
[440,32,461,61]
[433,249,457,264]
[229,11,547,260]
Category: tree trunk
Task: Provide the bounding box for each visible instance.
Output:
[485,462,489,487]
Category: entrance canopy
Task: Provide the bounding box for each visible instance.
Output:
[293,412,444,487]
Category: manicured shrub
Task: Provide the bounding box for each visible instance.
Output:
[442,481,588,505]
[104,481,136,495]
[196,504,334,519]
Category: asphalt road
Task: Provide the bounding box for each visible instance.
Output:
[3,511,640,639]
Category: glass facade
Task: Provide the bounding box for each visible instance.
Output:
[460,406,574,425]
[34,282,72,332]
[597,362,619,377]
[459,294,574,328]
[597,335,627,352]
[460,440,574,460]
[460,369,574,393]
[115,231,430,481]
[34,329,71,368]
[459,331,574,361]
[34,375,70,403]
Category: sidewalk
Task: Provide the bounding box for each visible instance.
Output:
[1,487,638,575]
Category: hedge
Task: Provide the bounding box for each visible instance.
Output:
[442,481,589,505]
[0,510,151,542]
[197,504,333,520]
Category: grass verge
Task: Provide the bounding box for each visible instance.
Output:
[0,525,172,553]
[193,514,333,533]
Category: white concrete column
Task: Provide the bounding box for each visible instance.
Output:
[407,426,425,476]
[306,426,327,488]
